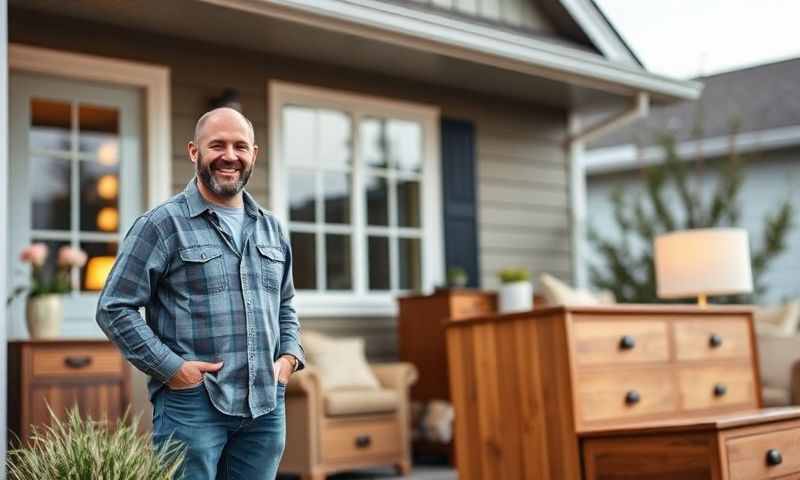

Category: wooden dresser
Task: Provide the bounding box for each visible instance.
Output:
[445,305,770,480]
[8,340,131,445]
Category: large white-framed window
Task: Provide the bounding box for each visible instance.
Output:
[269,81,444,316]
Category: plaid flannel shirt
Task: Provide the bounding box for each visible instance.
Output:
[96,178,304,417]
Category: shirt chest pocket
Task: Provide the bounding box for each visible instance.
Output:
[257,245,285,292]
[178,245,227,295]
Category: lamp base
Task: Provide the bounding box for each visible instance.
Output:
[696,294,708,308]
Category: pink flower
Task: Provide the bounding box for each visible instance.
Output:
[58,246,88,268]
[20,243,48,267]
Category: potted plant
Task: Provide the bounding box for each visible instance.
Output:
[7,243,87,339]
[497,267,533,313]
[447,266,469,288]
[7,406,184,480]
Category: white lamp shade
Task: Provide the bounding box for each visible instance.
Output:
[654,228,753,299]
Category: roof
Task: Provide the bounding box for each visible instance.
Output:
[589,57,800,150]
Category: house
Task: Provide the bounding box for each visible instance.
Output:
[584,57,800,304]
[0,0,700,465]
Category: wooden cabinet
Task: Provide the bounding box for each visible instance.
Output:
[8,340,131,445]
[444,304,763,480]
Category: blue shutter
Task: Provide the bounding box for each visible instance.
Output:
[441,118,480,287]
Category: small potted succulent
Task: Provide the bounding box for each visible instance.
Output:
[447,267,469,288]
[497,267,533,313]
[7,243,87,339]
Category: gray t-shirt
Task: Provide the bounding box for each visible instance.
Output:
[210,204,248,252]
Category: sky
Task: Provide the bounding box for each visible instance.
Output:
[594,0,800,79]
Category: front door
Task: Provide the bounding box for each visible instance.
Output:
[7,72,142,338]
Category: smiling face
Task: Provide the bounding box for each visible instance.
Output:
[188,108,259,200]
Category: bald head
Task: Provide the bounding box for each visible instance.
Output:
[193,107,255,144]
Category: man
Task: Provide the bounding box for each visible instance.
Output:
[96,107,304,479]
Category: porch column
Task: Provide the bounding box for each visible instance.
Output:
[1,0,9,477]
[568,114,589,289]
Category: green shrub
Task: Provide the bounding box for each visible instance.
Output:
[7,406,184,480]
[498,268,530,284]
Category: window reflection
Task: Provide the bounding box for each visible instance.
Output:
[80,242,118,292]
[397,180,421,228]
[366,176,388,226]
[399,237,422,291]
[324,173,351,224]
[31,156,71,231]
[319,110,351,168]
[368,236,390,291]
[30,98,71,153]
[80,159,120,233]
[79,104,119,164]
[291,232,317,290]
[326,234,351,290]
[289,173,316,222]
[283,106,315,166]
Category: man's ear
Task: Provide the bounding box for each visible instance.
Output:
[252,144,260,164]
[188,141,199,164]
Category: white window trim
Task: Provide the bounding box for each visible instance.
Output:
[9,43,172,208]
[8,44,171,337]
[268,80,444,317]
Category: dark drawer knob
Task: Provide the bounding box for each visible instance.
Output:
[713,384,727,397]
[625,390,641,405]
[64,356,92,369]
[619,335,636,350]
[355,435,372,449]
[766,449,783,466]
[709,334,723,348]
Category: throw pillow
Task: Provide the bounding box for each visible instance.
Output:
[539,273,616,306]
[300,330,381,391]
[754,299,800,337]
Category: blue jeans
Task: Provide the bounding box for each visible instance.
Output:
[152,382,287,480]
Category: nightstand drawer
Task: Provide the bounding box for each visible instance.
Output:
[577,368,679,424]
[727,425,800,479]
[31,344,125,378]
[573,318,669,367]
[673,318,752,362]
[679,365,758,412]
[321,418,401,462]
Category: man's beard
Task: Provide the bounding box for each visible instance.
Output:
[196,151,252,197]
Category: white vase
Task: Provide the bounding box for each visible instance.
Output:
[26,294,63,339]
[498,281,533,313]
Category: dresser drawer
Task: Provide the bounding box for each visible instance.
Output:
[572,318,669,367]
[678,365,758,412]
[321,419,401,462]
[450,294,494,320]
[673,318,752,362]
[31,344,125,378]
[577,368,679,424]
[727,424,800,479]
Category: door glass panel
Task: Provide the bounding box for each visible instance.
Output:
[283,106,315,167]
[319,110,351,168]
[31,156,71,230]
[366,176,388,226]
[80,159,120,233]
[368,236,390,291]
[360,118,388,169]
[397,179,421,228]
[290,232,316,289]
[323,173,351,224]
[325,234,351,290]
[288,172,316,222]
[81,241,118,292]
[30,98,71,153]
[388,120,422,173]
[398,237,422,291]
[78,104,119,165]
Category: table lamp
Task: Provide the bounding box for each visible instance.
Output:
[654,228,753,306]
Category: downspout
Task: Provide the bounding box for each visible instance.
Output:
[567,92,649,288]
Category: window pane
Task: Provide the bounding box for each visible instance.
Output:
[388,120,422,173]
[78,104,119,165]
[325,234,351,290]
[397,179,421,228]
[283,106,315,166]
[30,239,70,292]
[31,98,71,153]
[80,159,120,233]
[366,176,388,226]
[81,241,118,292]
[288,172,316,222]
[323,173,350,224]
[360,117,388,168]
[368,236,390,291]
[290,232,316,289]
[31,156,71,231]
[319,110,351,168]
[399,237,422,291]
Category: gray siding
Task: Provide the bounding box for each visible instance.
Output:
[411,0,556,32]
[587,147,800,304]
[11,10,570,369]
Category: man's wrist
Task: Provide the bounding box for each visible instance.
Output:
[280,354,299,372]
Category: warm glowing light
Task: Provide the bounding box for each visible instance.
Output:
[97,175,118,200]
[96,207,119,232]
[84,256,115,291]
[97,142,118,166]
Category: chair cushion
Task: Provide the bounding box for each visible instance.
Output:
[324,389,399,416]
[755,299,800,337]
[539,273,616,306]
[301,331,381,391]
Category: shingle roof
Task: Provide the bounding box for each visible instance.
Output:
[589,57,800,149]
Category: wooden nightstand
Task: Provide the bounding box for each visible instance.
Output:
[7,340,131,445]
